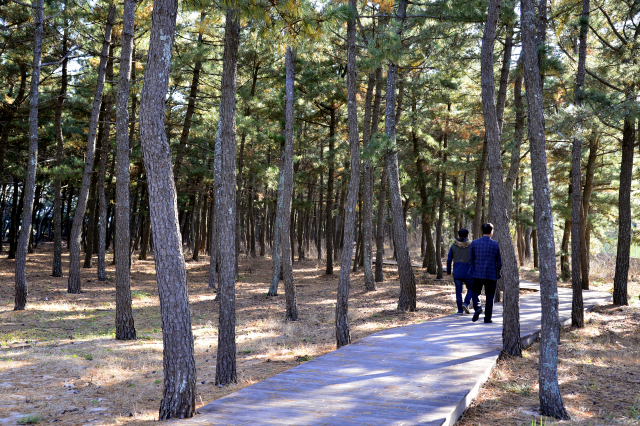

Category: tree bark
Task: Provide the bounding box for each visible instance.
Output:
[14,0,44,310]
[336,0,359,347]
[613,113,634,306]
[280,46,298,321]
[571,0,589,328]
[481,0,521,356]
[68,5,115,294]
[362,70,377,291]
[52,17,68,278]
[385,0,416,312]
[114,0,136,340]
[521,0,569,417]
[139,0,196,416]
[215,8,240,385]
[580,136,598,289]
[472,137,488,240]
[325,107,336,275]
[267,139,285,296]
[97,48,114,281]
[435,131,448,280]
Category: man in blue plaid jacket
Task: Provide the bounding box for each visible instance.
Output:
[468,223,502,323]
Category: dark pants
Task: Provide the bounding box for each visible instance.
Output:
[472,278,497,321]
[454,278,479,312]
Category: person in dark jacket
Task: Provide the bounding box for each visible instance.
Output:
[446,228,479,315]
[469,223,502,323]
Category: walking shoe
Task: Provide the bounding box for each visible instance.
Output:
[456,311,464,315]
[472,307,483,322]
[484,319,493,323]
[462,304,470,314]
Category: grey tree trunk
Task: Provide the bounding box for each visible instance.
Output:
[336,0,359,347]
[281,46,298,321]
[173,12,205,184]
[209,127,221,291]
[435,132,447,280]
[481,0,521,357]
[472,138,488,239]
[52,18,68,278]
[375,167,387,282]
[385,0,415,312]
[68,5,115,294]
[139,0,196,417]
[326,107,336,275]
[571,0,589,327]
[114,0,136,340]
[613,113,635,306]
[14,0,44,310]
[267,141,285,296]
[361,71,376,291]
[580,136,598,290]
[521,0,569,417]
[215,8,240,386]
[97,49,114,282]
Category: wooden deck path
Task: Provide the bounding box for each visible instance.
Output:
[175,284,611,426]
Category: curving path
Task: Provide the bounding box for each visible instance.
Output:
[174,283,610,426]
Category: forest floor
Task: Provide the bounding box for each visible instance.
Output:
[458,260,640,425]
[1,244,638,425]
[0,242,460,425]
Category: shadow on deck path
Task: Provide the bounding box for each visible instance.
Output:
[174,283,611,426]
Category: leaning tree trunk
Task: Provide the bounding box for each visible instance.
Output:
[139,0,196,417]
[325,108,336,275]
[281,46,298,322]
[215,7,240,386]
[384,0,415,312]
[571,0,588,327]
[97,50,114,282]
[114,0,136,340]
[336,0,359,347]
[14,0,44,310]
[481,0,521,356]
[521,0,569,417]
[52,20,68,278]
[68,5,115,294]
[173,12,205,184]
[361,71,376,291]
[613,112,635,306]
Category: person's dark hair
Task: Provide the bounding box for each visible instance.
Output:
[458,228,469,238]
[481,223,494,235]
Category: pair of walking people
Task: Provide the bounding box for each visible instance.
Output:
[446,223,502,323]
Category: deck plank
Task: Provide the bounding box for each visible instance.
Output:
[173,283,610,426]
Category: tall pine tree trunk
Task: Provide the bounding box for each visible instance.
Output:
[613,112,635,306]
[68,5,115,294]
[522,0,569,416]
[571,0,589,327]
[114,0,136,340]
[325,108,336,275]
[362,71,377,291]
[281,46,298,321]
[481,0,521,356]
[139,0,196,416]
[215,8,240,386]
[14,0,43,310]
[97,49,114,281]
[52,18,68,278]
[336,0,359,347]
[385,0,415,312]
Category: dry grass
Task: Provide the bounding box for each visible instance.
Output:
[0,242,459,425]
[458,264,640,426]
